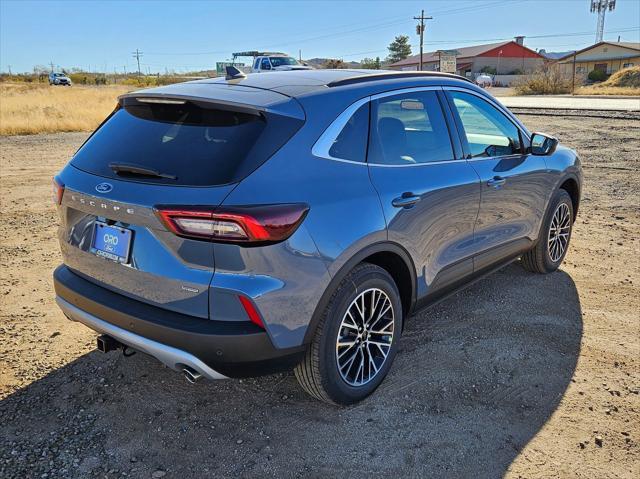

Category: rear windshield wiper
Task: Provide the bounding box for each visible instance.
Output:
[109,162,177,180]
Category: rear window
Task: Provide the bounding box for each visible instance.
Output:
[71,100,302,186]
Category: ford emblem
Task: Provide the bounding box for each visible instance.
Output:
[95,182,113,193]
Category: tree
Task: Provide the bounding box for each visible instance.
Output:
[361,56,382,70]
[387,35,412,63]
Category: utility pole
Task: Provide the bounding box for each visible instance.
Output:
[571,51,577,94]
[590,0,616,43]
[414,9,433,71]
[49,61,55,73]
[7,65,11,75]
[132,49,143,75]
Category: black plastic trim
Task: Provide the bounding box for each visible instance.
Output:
[53,265,304,377]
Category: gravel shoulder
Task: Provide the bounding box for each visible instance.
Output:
[0,113,638,478]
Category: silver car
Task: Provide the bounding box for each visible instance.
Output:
[49,72,72,86]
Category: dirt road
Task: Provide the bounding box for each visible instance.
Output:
[1,113,638,478]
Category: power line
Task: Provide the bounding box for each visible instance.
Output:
[338,26,639,59]
[141,1,520,58]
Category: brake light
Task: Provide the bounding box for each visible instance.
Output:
[238,295,265,329]
[155,204,309,244]
[52,177,64,205]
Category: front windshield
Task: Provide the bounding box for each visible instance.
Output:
[269,56,299,67]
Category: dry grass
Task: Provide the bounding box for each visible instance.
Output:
[0,83,132,135]
[574,85,640,96]
[575,66,640,96]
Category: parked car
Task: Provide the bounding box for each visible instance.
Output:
[251,55,312,73]
[475,73,493,87]
[49,72,72,86]
[52,70,581,405]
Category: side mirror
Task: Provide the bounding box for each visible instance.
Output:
[530,132,559,156]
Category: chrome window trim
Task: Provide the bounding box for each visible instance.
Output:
[369,158,468,168]
[370,85,441,101]
[311,96,370,163]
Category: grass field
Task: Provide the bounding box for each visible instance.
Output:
[0,83,131,135]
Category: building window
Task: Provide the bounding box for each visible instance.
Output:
[623,63,634,68]
[576,66,586,74]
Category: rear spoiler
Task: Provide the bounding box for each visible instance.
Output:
[118,92,265,117]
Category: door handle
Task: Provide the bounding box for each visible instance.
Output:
[392,193,421,208]
[487,176,506,188]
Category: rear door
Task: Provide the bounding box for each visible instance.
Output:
[366,87,481,300]
[444,88,548,270]
[57,86,304,318]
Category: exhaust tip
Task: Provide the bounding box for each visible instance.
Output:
[182,366,202,384]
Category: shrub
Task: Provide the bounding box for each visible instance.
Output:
[480,66,497,75]
[588,69,608,82]
[513,66,573,95]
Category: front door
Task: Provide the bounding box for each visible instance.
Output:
[445,89,549,271]
[366,88,481,301]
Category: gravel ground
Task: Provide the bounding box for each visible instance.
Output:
[0,112,638,478]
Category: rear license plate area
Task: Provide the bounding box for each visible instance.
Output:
[91,221,133,264]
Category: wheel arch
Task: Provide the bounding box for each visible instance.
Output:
[557,174,581,221]
[302,242,417,345]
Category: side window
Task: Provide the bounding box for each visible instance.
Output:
[254,58,261,70]
[261,58,271,70]
[368,90,453,165]
[328,103,369,163]
[450,91,521,158]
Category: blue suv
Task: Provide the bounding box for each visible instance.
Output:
[53,70,582,404]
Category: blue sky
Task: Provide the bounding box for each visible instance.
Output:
[1,0,639,73]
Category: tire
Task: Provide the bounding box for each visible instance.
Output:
[521,189,574,274]
[294,263,402,405]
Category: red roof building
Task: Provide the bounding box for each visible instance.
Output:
[388,39,545,77]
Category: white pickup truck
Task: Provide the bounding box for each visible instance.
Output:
[250,55,312,73]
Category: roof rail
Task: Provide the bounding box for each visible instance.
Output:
[327,71,472,87]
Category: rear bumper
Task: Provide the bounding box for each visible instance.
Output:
[53,265,305,378]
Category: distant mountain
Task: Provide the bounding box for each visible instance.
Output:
[305,58,361,69]
[538,50,574,60]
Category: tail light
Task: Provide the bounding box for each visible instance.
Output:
[155,204,309,245]
[52,176,64,205]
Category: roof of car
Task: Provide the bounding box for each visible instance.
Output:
[135,69,471,98]
[126,69,479,115]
